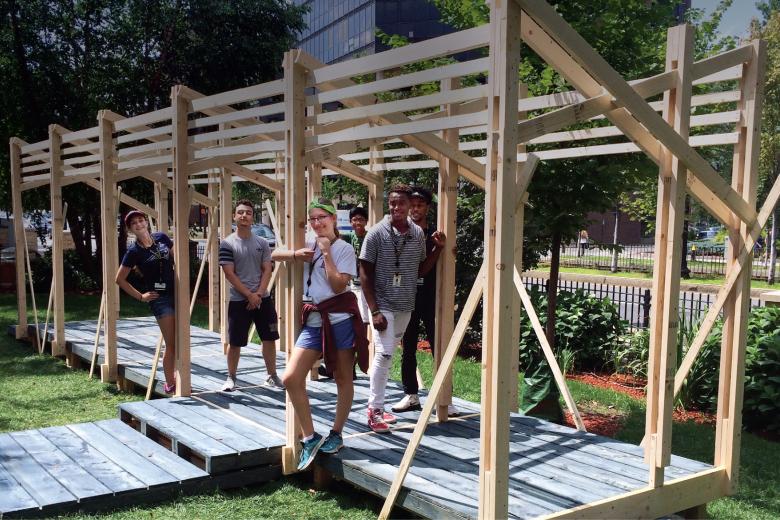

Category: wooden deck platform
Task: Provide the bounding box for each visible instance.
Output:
[7,319,715,519]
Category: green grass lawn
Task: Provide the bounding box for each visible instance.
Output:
[1,292,778,519]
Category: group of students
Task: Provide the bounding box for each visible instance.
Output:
[115,184,451,472]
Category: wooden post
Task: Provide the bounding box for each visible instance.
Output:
[478,1,522,518]
[368,145,384,226]
[9,138,27,339]
[171,85,193,397]
[434,77,459,420]
[220,166,232,353]
[98,112,120,381]
[207,170,220,332]
[48,125,66,357]
[510,82,529,412]
[306,104,323,203]
[644,24,693,486]
[154,180,169,233]
[282,50,307,474]
[714,39,765,493]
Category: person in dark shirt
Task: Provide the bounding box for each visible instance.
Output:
[392,187,457,416]
[115,211,176,393]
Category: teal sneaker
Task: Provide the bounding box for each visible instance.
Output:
[320,431,344,454]
[297,432,324,471]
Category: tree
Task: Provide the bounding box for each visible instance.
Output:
[0,0,306,282]
[751,3,780,283]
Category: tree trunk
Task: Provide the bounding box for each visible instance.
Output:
[769,208,777,285]
[610,204,619,273]
[546,231,561,349]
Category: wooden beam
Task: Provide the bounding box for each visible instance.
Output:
[518,11,747,230]
[225,162,284,193]
[48,126,66,357]
[714,39,765,493]
[96,113,118,380]
[171,85,193,397]
[479,1,522,517]
[220,166,232,353]
[207,169,220,332]
[9,138,27,339]
[281,51,307,475]
[518,0,756,229]
[644,25,693,485]
[82,178,159,220]
[545,467,727,520]
[434,78,460,419]
[379,264,486,519]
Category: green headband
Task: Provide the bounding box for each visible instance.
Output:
[308,201,336,214]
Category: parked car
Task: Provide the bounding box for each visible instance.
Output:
[251,224,277,249]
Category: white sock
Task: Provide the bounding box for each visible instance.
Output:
[302,433,315,442]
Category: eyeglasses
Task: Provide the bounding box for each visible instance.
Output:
[308,216,331,224]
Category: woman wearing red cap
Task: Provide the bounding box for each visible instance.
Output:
[115,211,177,393]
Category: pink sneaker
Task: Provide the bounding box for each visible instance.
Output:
[383,411,397,424]
[367,408,391,433]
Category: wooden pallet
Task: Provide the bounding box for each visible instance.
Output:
[0,419,208,518]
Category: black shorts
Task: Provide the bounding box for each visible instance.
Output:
[227,297,280,347]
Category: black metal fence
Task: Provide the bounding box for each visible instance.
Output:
[540,243,780,281]
[522,276,764,332]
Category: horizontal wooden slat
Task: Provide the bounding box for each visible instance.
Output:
[117,140,172,158]
[20,140,48,154]
[190,121,286,144]
[309,25,490,86]
[61,126,99,144]
[114,107,172,131]
[311,58,490,106]
[691,44,753,81]
[117,125,172,145]
[190,102,285,129]
[192,140,285,159]
[118,155,173,170]
[191,79,285,112]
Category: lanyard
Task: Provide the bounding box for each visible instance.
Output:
[387,221,409,270]
[305,245,323,298]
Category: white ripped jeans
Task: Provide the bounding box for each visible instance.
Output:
[367,310,412,410]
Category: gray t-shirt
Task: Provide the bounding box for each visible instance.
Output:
[359,216,426,312]
[303,235,356,327]
[219,232,272,301]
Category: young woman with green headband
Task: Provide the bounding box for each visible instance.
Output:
[272,197,368,471]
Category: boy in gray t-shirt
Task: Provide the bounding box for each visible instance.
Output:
[218,200,281,392]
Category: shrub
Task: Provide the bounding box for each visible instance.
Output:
[518,287,626,372]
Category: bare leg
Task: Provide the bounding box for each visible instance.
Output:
[157,315,176,384]
[332,348,356,433]
[282,347,321,437]
[261,339,277,376]
[226,345,241,378]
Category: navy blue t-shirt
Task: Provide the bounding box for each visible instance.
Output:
[121,232,175,293]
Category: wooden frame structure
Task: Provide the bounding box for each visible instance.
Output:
[8,0,774,517]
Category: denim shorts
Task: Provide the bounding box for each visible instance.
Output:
[295,317,355,351]
[148,292,175,319]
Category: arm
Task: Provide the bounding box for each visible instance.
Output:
[115,265,157,302]
[271,247,314,263]
[221,263,261,309]
[359,259,387,331]
[257,261,273,296]
[418,231,446,277]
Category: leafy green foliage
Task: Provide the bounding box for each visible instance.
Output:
[518,287,626,372]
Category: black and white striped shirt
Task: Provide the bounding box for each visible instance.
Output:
[360,216,426,312]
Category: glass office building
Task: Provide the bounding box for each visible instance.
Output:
[293,0,454,64]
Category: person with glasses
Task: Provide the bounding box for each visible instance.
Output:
[115,211,177,393]
[272,198,369,471]
[219,200,282,392]
[360,185,440,433]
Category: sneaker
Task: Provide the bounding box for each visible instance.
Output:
[382,411,397,424]
[221,376,236,392]
[317,365,332,379]
[391,394,421,413]
[265,374,285,389]
[163,382,176,394]
[297,432,325,471]
[367,408,391,433]
[320,431,344,454]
